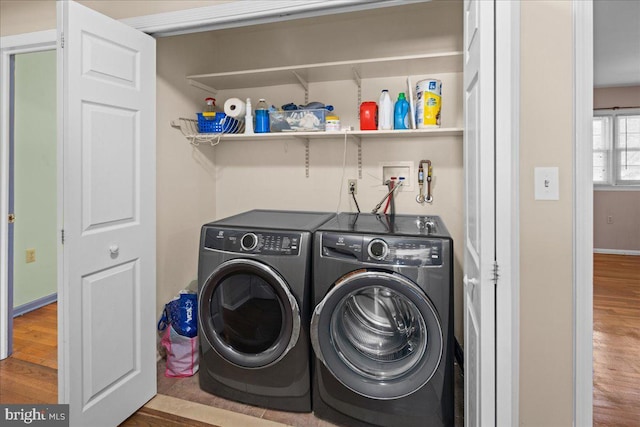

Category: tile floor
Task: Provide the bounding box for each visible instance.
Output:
[157,360,464,426]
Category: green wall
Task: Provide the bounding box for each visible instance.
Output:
[12,50,57,309]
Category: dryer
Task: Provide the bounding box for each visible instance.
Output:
[197,209,335,412]
[310,213,454,426]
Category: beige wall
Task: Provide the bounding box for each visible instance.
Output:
[594,86,640,109]
[519,1,574,425]
[593,85,640,252]
[593,191,640,251]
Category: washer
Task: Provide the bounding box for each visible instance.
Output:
[198,209,335,412]
[310,213,454,426]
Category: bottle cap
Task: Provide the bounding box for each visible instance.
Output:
[398,92,406,100]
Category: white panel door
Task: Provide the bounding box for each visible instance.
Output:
[463,0,495,426]
[57,2,156,426]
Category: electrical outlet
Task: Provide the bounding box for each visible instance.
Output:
[348,179,357,195]
[607,215,613,224]
[26,248,36,263]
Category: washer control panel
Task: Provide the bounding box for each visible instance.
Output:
[205,227,301,255]
[321,233,444,266]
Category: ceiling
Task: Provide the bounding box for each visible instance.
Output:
[594,0,640,88]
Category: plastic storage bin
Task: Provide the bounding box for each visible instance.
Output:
[197,113,242,134]
[268,109,327,132]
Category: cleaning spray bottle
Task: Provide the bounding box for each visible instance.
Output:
[244,98,254,134]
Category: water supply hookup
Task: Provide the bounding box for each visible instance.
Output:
[372,178,404,214]
[416,160,433,204]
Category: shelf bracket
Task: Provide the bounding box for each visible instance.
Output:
[352,67,362,112]
[187,78,218,95]
[291,71,309,104]
[304,138,310,178]
[349,134,362,179]
[292,136,311,177]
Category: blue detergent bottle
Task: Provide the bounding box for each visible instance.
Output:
[394,92,409,130]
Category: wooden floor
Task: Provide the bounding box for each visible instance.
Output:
[1,253,638,426]
[0,302,57,404]
[592,253,640,426]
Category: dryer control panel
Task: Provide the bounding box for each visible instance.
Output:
[205,227,301,255]
[321,233,444,266]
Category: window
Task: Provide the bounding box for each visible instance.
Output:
[593,110,640,186]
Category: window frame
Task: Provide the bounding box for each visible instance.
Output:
[593,108,640,189]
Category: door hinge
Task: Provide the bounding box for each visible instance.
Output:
[60,33,64,48]
[8,213,15,223]
[492,261,499,283]
[61,229,65,245]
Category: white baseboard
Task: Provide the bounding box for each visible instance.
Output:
[593,248,640,256]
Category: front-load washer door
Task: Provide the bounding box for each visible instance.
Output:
[310,270,443,400]
[199,258,300,368]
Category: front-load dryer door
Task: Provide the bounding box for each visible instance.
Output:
[311,270,443,400]
[199,258,300,368]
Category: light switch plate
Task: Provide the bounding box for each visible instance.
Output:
[534,167,559,200]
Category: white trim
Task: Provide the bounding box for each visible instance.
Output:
[121,0,423,37]
[573,1,594,426]
[594,186,640,191]
[0,30,57,360]
[593,248,640,256]
[495,1,520,425]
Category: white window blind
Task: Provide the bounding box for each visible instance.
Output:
[593,110,640,186]
[593,116,611,184]
[616,115,640,183]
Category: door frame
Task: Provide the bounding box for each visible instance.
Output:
[573,1,594,425]
[494,1,520,425]
[0,29,57,360]
[1,2,525,425]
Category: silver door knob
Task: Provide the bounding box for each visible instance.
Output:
[463,275,479,298]
[463,276,479,288]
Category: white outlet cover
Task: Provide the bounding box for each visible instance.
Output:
[534,167,559,200]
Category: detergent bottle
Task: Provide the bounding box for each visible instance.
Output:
[378,90,393,130]
[394,92,409,130]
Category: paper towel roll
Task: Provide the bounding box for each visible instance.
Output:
[224,98,246,118]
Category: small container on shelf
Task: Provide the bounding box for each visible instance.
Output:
[203,97,216,117]
[359,102,377,130]
[269,109,327,132]
[325,115,340,132]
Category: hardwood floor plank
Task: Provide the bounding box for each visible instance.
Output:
[122,406,220,427]
[0,358,57,404]
[592,253,640,426]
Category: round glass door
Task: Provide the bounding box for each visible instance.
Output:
[311,270,442,399]
[199,258,300,368]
